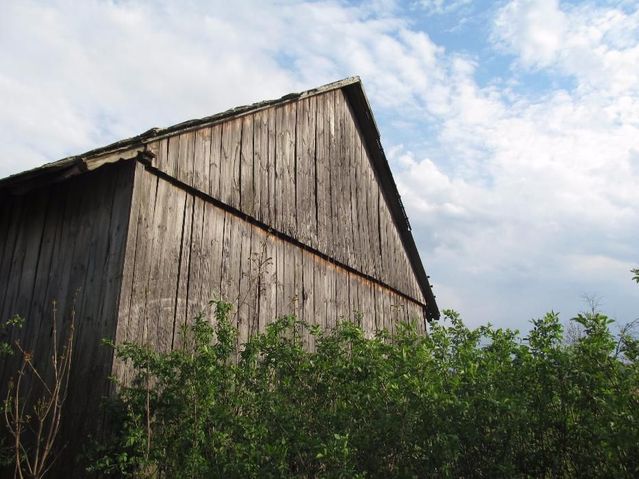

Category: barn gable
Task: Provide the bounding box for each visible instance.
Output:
[140,79,437,319]
[0,77,438,476]
[0,77,437,323]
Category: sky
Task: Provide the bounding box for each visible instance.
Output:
[1,0,638,331]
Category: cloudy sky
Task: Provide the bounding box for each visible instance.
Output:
[1,0,638,330]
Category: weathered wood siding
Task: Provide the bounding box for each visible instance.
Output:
[145,89,425,308]
[114,163,424,374]
[0,161,135,476]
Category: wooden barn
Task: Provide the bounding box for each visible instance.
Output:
[0,77,438,475]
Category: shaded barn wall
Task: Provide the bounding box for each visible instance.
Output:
[145,88,426,310]
[0,161,136,476]
[113,161,425,380]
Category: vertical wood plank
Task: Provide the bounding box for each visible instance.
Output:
[186,196,206,321]
[220,119,242,209]
[178,132,195,187]
[165,134,179,179]
[356,134,371,277]
[220,212,240,310]
[342,98,360,270]
[296,96,317,248]
[173,193,194,349]
[313,255,326,337]
[115,162,145,362]
[335,269,349,323]
[151,138,169,173]
[0,195,24,320]
[249,228,266,337]
[236,220,252,347]
[193,127,211,194]
[258,232,277,331]
[282,243,299,317]
[240,115,255,217]
[332,91,345,264]
[119,169,158,359]
[274,236,285,318]
[144,178,187,354]
[208,125,223,199]
[275,103,297,236]
[348,271,360,327]
[325,262,337,331]
[200,201,225,307]
[253,110,268,223]
[266,108,277,226]
[315,92,330,254]
[302,249,315,350]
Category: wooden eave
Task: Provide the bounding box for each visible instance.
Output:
[0,76,439,321]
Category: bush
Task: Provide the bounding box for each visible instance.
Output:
[89,296,639,478]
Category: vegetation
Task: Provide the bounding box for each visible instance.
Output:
[1,271,637,477]
[88,272,639,478]
[1,304,75,479]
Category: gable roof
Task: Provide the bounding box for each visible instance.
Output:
[0,77,439,321]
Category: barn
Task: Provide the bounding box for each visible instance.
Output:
[0,77,438,475]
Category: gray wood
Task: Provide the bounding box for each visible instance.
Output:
[266,107,277,226]
[301,249,315,350]
[236,219,252,346]
[201,200,225,306]
[313,253,326,336]
[145,177,187,354]
[296,96,317,248]
[257,231,276,331]
[275,103,297,236]
[193,127,211,195]
[165,134,180,179]
[248,228,266,337]
[220,119,242,209]
[209,125,222,199]
[274,227,285,317]
[240,115,255,217]
[253,109,268,224]
[114,162,153,382]
[315,92,330,253]
[185,195,206,321]
[332,90,346,264]
[174,193,194,349]
[176,132,195,186]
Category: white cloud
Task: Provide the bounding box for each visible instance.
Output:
[0,0,637,329]
[390,0,639,326]
[417,0,472,15]
[494,0,639,95]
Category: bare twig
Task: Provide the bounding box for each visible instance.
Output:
[3,301,75,478]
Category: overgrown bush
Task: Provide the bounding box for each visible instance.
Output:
[90,297,639,478]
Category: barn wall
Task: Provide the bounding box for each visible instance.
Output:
[114,164,425,378]
[145,89,426,307]
[0,161,136,476]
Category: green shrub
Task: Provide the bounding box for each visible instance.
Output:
[89,294,639,478]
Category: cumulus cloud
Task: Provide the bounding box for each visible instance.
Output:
[0,0,637,328]
[494,0,639,94]
[390,0,639,325]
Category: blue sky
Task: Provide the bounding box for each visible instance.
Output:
[1,0,638,331]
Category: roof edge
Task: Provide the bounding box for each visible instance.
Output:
[0,77,362,191]
[342,82,440,321]
[0,76,439,321]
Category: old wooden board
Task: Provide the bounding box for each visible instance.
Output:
[275,103,297,237]
[301,249,315,350]
[220,118,242,209]
[193,127,212,196]
[173,192,194,349]
[208,125,223,200]
[240,115,255,217]
[296,96,317,249]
